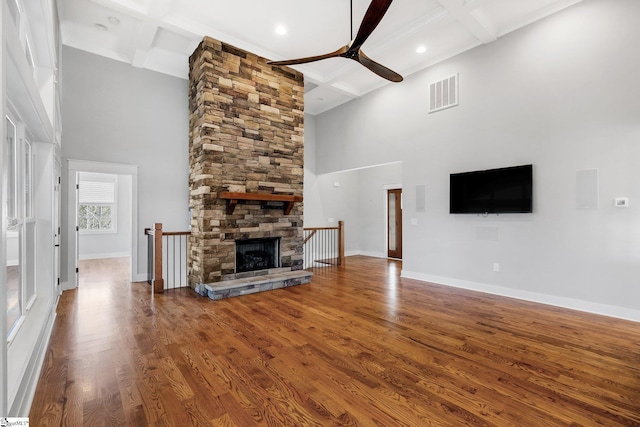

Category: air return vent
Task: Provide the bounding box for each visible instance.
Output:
[429,73,458,113]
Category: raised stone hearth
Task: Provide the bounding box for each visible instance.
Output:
[188,36,308,298]
[196,270,312,301]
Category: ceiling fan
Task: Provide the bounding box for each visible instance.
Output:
[268,0,403,83]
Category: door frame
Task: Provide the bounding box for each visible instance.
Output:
[65,160,138,289]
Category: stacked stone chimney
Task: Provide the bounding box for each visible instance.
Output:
[188,37,305,287]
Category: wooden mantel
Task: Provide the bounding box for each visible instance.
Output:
[218,192,303,215]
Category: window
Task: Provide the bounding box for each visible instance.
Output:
[23,139,36,310]
[5,114,37,339]
[78,173,117,233]
[24,139,33,218]
[6,117,17,219]
[5,116,21,336]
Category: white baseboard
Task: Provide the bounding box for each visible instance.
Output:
[345,251,399,259]
[79,252,130,260]
[60,281,75,291]
[353,250,387,258]
[401,270,640,323]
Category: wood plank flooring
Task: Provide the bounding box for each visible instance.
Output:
[30,256,640,426]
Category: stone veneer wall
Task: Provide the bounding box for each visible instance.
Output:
[188,37,305,287]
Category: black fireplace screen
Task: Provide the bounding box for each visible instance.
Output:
[235,237,281,273]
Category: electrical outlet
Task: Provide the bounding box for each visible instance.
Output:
[493,263,500,272]
[328,218,334,223]
[614,197,629,207]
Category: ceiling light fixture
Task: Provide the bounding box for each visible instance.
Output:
[275,25,287,36]
[94,23,108,31]
[416,45,427,54]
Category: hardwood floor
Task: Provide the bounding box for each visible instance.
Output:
[30,256,640,426]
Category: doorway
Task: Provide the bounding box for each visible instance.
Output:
[387,188,402,259]
[76,172,132,286]
[66,160,138,288]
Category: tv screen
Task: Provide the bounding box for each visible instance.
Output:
[450,164,533,214]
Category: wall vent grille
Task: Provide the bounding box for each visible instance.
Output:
[429,73,458,113]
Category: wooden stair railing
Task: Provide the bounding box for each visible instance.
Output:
[145,223,191,293]
[303,220,345,267]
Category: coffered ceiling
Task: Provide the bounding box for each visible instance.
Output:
[58,0,583,115]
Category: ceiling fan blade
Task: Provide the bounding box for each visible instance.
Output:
[356,50,403,82]
[268,46,348,66]
[268,1,401,83]
[350,0,394,52]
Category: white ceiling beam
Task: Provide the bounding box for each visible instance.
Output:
[437,0,497,43]
[130,22,159,67]
[127,0,174,67]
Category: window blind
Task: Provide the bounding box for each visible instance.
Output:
[79,180,116,204]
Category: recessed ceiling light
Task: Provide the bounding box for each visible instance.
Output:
[416,45,427,54]
[275,25,287,36]
[95,23,108,31]
[108,16,120,25]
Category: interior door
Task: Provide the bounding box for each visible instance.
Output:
[387,188,403,259]
[54,160,61,295]
[74,172,79,287]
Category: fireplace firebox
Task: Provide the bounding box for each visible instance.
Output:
[235,237,281,273]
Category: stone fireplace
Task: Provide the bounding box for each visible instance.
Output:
[188,37,310,298]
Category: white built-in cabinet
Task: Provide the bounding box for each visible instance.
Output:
[2,0,62,416]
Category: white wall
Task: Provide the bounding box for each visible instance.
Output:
[60,46,190,282]
[315,0,640,320]
[358,163,402,257]
[78,173,132,260]
[304,159,402,256]
[302,114,326,227]
[314,170,361,253]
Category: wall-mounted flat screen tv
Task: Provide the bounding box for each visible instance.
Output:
[450,164,533,214]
